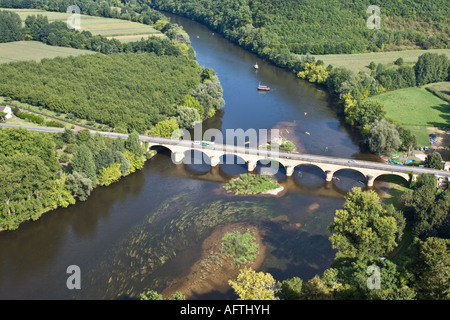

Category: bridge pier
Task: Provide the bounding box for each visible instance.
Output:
[325,171,334,182]
[285,166,295,177]
[171,152,185,165]
[366,175,375,187]
[210,156,220,167]
[247,160,257,172]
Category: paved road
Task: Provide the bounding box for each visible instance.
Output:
[2,123,449,178]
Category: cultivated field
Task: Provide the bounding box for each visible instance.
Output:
[0,41,94,64]
[368,87,450,146]
[3,8,163,42]
[310,49,450,75]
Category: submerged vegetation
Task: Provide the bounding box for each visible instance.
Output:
[224,173,281,195]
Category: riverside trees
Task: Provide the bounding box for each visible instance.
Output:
[0,127,147,231]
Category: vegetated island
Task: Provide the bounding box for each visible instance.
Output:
[224,173,284,196]
[159,222,264,300]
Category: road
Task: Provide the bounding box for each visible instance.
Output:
[2,123,450,178]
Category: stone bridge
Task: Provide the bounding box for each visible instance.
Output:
[142,136,450,187]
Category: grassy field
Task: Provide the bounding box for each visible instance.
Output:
[3,8,163,42]
[0,41,94,63]
[368,87,450,146]
[425,82,450,103]
[310,49,450,75]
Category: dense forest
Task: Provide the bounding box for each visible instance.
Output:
[0,127,148,230]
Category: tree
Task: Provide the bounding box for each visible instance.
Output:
[425,151,443,170]
[228,267,279,300]
[277,277,303,300]
[66,171,94,201]
[70,144,97,184]
[176,106,201,129]
[368,119,401,154]
[97,163,122,186]
[414,53,449,86]
[345,100,386,128]
[328,187,402,259]
[326,66,352,94]
[125,132,143,157]
[300,275,333,300]
[408,237,450,299]
[297,62,329,84]
[149,118,180,138]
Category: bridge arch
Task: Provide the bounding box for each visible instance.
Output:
[370,172,410,187]
[293,164,327,188]
[219,154,249,176]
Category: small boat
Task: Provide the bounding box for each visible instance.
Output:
[257,83,270,91]
[254,62,259,70]
[305,132,310,135]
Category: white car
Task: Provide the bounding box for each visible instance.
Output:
[348,160,356,164]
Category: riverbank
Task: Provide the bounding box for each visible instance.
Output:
[161,222,266,299]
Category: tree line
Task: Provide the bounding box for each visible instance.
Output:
[0,127,149,231]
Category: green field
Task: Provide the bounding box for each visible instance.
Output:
[310,49,450,75]
[425,82,450,103]
[368,87,450,146]
[0,41,94,63]
[3,8,163,42]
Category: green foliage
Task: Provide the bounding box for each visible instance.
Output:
[125,132,143,157]
[224,173,281,195]
[345,99,386,128]
[368,119,402,154]
[176,106,200,129]
[277,277,303,300]
[297,62,329,84]
[124,150,145,175]
[180,95,204,120]
[66,171,94,201]
[228,267,279,300]
[403,174,450,237]
[70,144,97,184]
[425,151,443,169]
[0,53,202,133]
[407,237,450,299]
[140,290,185,300]
[414,53,449,86]
[221,229,258,267]
[148,118,180,138]
[97,163,122,186]
[0,127,59,171]
[328,187,403,259]
[0,10,22,43]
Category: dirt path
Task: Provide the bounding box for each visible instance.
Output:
[161,222,266,299]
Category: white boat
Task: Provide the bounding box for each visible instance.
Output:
[254,63,259,70]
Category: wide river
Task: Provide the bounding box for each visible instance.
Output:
[0,13,386,300]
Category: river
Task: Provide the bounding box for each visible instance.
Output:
[0,13,387,300]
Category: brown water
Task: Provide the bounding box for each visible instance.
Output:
[0,13,386,300]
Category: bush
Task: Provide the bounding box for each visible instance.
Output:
[221,229,259,267]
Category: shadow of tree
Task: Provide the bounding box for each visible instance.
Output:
[429,103,450,128]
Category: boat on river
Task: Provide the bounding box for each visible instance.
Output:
[257,83,270,91]
[254,62,259,70]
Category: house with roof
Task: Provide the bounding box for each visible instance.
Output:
[0,105,12,120]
